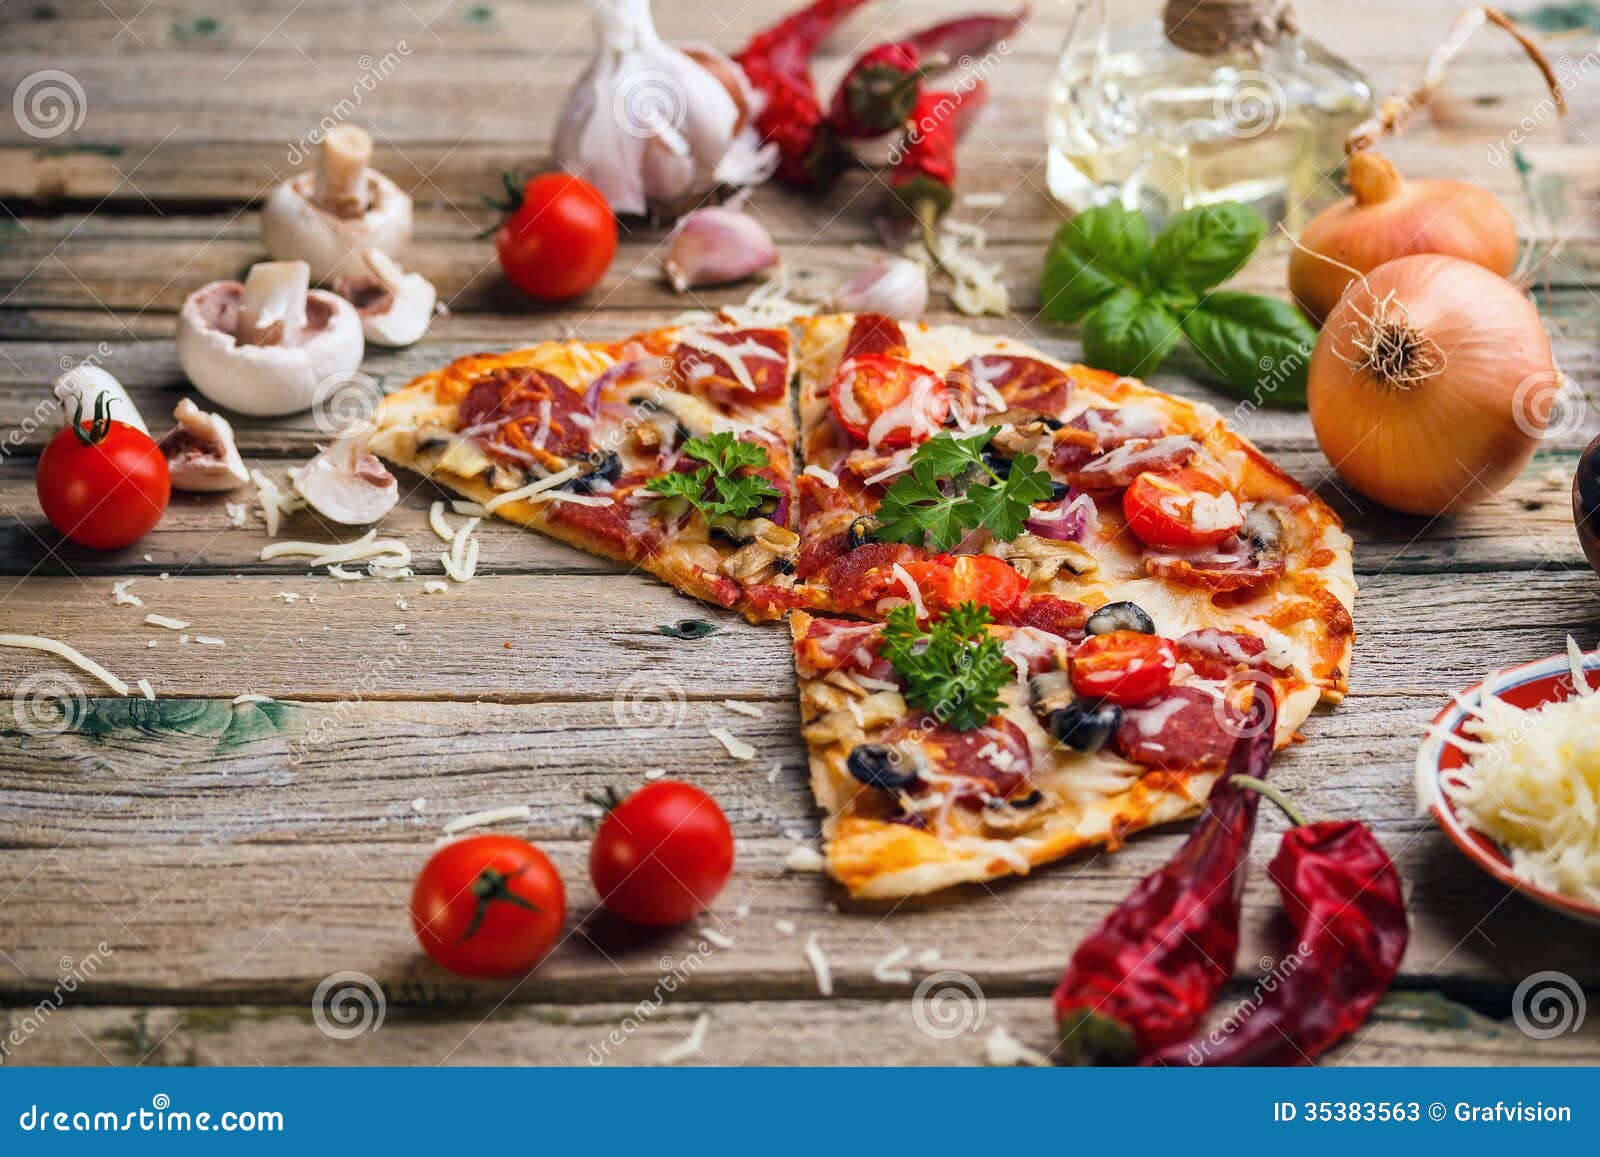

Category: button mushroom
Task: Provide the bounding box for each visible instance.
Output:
[261,125,414,281]
[53,365,146,435]
[292,422,399,525]
[177,260,364,417]
[159,398,249,492]
[332,249,438,348]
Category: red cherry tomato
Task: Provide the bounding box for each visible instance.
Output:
[36,413,169,550]
[828,354,946,448]
[589,781,734,927]
[1122,468,1242,549]
[410,835,566,978]
[494,173,617,301]
[1070,630,1177,706]
[902,554,1029,616]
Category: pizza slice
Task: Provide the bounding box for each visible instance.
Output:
[369,322,806,621]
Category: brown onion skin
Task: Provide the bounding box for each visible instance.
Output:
[1308,254,1554,517]
[1290,152,1519,324]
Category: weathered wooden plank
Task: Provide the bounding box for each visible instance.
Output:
[5,993,1595,1067]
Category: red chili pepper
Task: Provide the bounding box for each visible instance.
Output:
[1051,687,1275,1065]
[736,0,875,188]
[828,9,1028,139]
[887,81,987,234]
[1145,786,1408,1067]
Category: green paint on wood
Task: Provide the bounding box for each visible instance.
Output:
[1515,2,1600,32]
[3,696,297,754]
[32,143,124,160]
[172,15,224,41]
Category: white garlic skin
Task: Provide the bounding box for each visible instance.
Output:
[662,205,780,292]
[831,255,929,320]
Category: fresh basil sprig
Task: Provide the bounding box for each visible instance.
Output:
[1039,202,1317,406]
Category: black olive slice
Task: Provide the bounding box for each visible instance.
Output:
[1085,601,1155,636]
[846,516,878,550]
[569,449,622,494]
[1049,702,1122,753]
[845,743,917,790]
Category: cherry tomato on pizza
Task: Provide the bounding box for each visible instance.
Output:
[1071,630,1177,706]
[589,781,734,927]
[902,554,1029,616]
[494,173,617,301]
[1122,468,1243,550]
[828,354,946,448]
[36,397,169,550]
[410,834,566,978]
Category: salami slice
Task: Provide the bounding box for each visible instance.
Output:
[825,542,924,610]
[950,355,1072,418]
[889,717,1035,803]
[1145,536,1286,592]
[843,313,908,360]
[457,368,592,462]
[1001,594,1090,642]
[1049,406,1166,474]
[1066,434,1197,491]
[1174,628,1270,679]
[1112,685,1242,770]
[673,328,788,405]
[793,617,896,682]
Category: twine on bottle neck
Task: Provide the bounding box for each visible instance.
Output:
[1162,0,1296,57]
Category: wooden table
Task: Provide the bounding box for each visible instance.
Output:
[3,0,1600,1067]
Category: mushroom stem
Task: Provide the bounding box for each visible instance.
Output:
[313,125,374,218]
[361,248,408,295]
[237,260,310,347]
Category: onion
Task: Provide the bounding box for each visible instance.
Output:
[1307,254,1557,516]
[1024,492,1091,542]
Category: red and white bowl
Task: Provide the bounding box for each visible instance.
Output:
[1415,648,1600,926]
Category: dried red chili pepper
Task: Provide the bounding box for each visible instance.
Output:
[886,81,988,236]
[827,9,1028,139]
[1145,783,1408,1067]
[1051,687,1275,1065]
[735,0,874,188]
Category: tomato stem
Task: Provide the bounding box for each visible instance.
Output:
[459,863,540,942]
[70,393,115,447]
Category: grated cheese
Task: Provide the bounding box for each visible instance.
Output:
[260,530,411,568]
[709,727,756,760]
[802,464,840,488]
[891,563,926,620]
[1436,640,1600,904]
[872,946,913,984]
[249,468,302,537]
[442,804,532,835]
[110,580,142,607]
[450,499,488,517]
[721,699,765,719]
[0,634,129,697]
[326,565,364,581]
[136,678,155,701]
[144,613,189,630]
[655,1011,710,1065]
[482,465,581,513]
[803,931,833,996]
[985,1025,1050,1067]
[785,845,826,873]
[698,926,735,950]
[424,580,448,595]
[428,501,455,543]
[193,635,225,647]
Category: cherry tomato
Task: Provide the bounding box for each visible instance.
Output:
[1122,468,1242,550]
[36,412,169,550]
[411,835,566,978]
[902,554,1029,616]
[589,781,734,927]
[494,173,617,301]
[1070,630,1177,706]
[828,354,946,448]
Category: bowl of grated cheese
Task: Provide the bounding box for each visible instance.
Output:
[1416,639,1600,925]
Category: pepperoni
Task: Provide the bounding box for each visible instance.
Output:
[795,528,850,579]
[457,368,591,462]
[1145,536,1286,592]
[1000,594,1090,643]
[538,477,665,560]
[843,313,907,359]
[952,355,1072,418]
[889,717,1034,803]
[825,542,923,610]
[794,617,896,682]
[673,329,788,406]
[1067,435,1197,491]
[1174,629,1269,680]
[1112,685,1241,770]
[1050,407,1166,475]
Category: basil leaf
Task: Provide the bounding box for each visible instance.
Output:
[1180,290,1318,406]
[1149,203,1267,293]
[1039,204,1149,321]
[1082,289,1181,377]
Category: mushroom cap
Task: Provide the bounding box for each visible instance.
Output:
[53,365,148,435]
[292,424,399,525]
[176,280,365,417]
[160,397,250,492]
[333,269,438,348]
[260,169,414,282]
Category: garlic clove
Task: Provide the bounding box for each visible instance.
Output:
[333,250,438,348]
[293,423,399,525]
[830,254,929,320]
[53,365,147,435]
[662,205,779,292]
[160,398,250,493]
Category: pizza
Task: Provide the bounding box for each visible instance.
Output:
[368,322,807,621]
[786,313,1356,897]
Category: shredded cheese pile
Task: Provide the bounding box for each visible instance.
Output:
[1438,639,1600,904]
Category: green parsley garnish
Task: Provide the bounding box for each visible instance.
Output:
[880,602,1010,731]
[644,431,779,522]
[873,427,1055,552]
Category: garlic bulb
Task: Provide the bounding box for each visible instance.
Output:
[663,205,779,291]
[831,255,928,320]
[554,0,776,216]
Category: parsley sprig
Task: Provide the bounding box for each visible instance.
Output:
[645,432,779,522]
[873,427,1054,552]
[881,602,1010,732]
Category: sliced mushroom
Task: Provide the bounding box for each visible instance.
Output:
[716,517,799,584]
[159,398,249,492]
[261,126,414,281]
[177,260,364,417]
[332,249,438,348]
[1003,533,1098,583]
[53,365,147,435]
[292,423,399,525]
